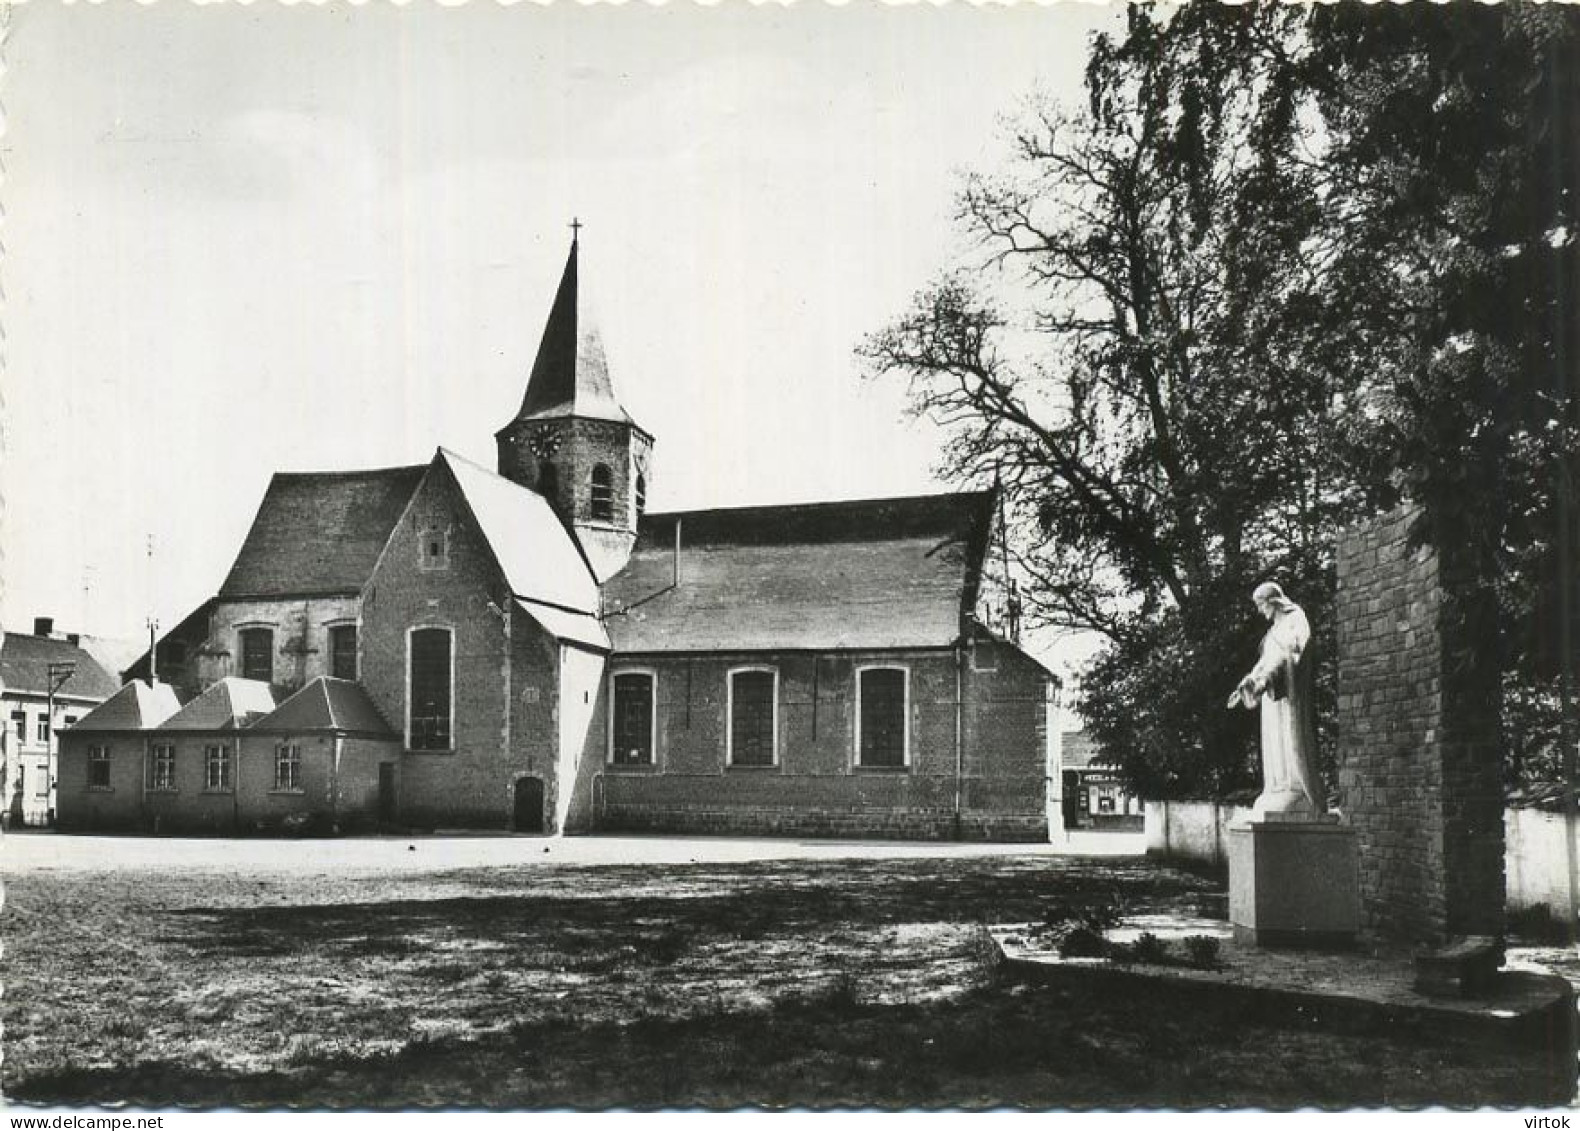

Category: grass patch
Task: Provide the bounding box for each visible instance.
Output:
[4,851,1563,1108]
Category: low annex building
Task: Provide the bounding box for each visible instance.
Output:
[60,235,1058,840]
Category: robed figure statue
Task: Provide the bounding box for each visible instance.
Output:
[1226,582,1324,817]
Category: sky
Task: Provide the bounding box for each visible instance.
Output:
[3,2,1120,675]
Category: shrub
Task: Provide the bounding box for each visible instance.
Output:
[1183,934,1223,969]
[1506,903,1572,945]
[1126,932,1170,965]
[1057,926,1111,959]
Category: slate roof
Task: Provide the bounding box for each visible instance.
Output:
[499,238,637,429]
[160,678,278,731]
[602,491,996,653]
[249,677,397,737]
[440,449,602,615]
[1,633,119,700]
[67,681,182,733]
[218,464,427,599]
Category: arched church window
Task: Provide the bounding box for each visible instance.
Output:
[590,464,614,522]
[408,627,453,751]
[635,474,647,518]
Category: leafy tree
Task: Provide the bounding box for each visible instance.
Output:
[862,3,1369,797]
[866,1,1580,799]
[1303,4,1580,786]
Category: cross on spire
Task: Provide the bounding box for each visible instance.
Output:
[569,216,583,242]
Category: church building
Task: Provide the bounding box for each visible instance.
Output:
[59,236,1057,841]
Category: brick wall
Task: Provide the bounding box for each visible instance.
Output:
[202,596,362,695]
[362,464,533,830]
[590,643,1050,841]
[1336,506,1505,941]
[56,732,143,831]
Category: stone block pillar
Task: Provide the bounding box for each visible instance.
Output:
[1335,506,1505,942]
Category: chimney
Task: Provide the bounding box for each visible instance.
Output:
[33,616,53,637]
[66,633,81,647]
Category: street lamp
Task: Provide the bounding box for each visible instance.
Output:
[44,661,74,826]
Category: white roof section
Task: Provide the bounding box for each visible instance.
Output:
[161,677,279,731]
[68,680,183,732]
[438,448,601,615]
[515,599,610,653]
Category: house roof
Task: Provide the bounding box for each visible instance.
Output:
[74,635,148,684]
[1061,731,1115,771]
[1,633,119,700]
[439,449,602,615]
[66,681,182,732]
[601,491,996,653]
[498,237,636,429]
[249,677,397,737]
[218,464,427,599]
[160,678,278,731]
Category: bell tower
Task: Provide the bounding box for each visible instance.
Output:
[496,227,654,581]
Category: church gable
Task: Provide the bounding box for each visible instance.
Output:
[358,458,515,759]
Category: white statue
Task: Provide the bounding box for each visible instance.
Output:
[1226,582,1324,817]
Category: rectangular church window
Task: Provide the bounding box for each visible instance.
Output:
[329,624,358,681]
[729,669,777,766]
[857,667,908,768]
[418,517,450,571]
[239,627,274,684]
[611,672,654,765]
[408,627,452,751]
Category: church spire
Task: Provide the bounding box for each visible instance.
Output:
[496,225,655,583]
[511,227,631,426]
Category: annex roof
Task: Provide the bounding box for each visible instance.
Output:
[218,464,427,600]
[439,449,602,616]
[499,237,636,429]
[249,677,397,737]
[66,681,182,732]
[1,633,119,700]
[601,491,996,653]
[160,678,278,731]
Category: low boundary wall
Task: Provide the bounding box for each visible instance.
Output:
[1148,800,1579,919]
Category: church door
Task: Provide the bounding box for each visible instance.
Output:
[513,777,545,834]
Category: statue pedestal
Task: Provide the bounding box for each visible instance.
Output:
[1228,814,1360,948]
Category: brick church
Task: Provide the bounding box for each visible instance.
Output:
[58,236,1058,841]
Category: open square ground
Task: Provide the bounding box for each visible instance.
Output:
[2,833,1566,1109]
